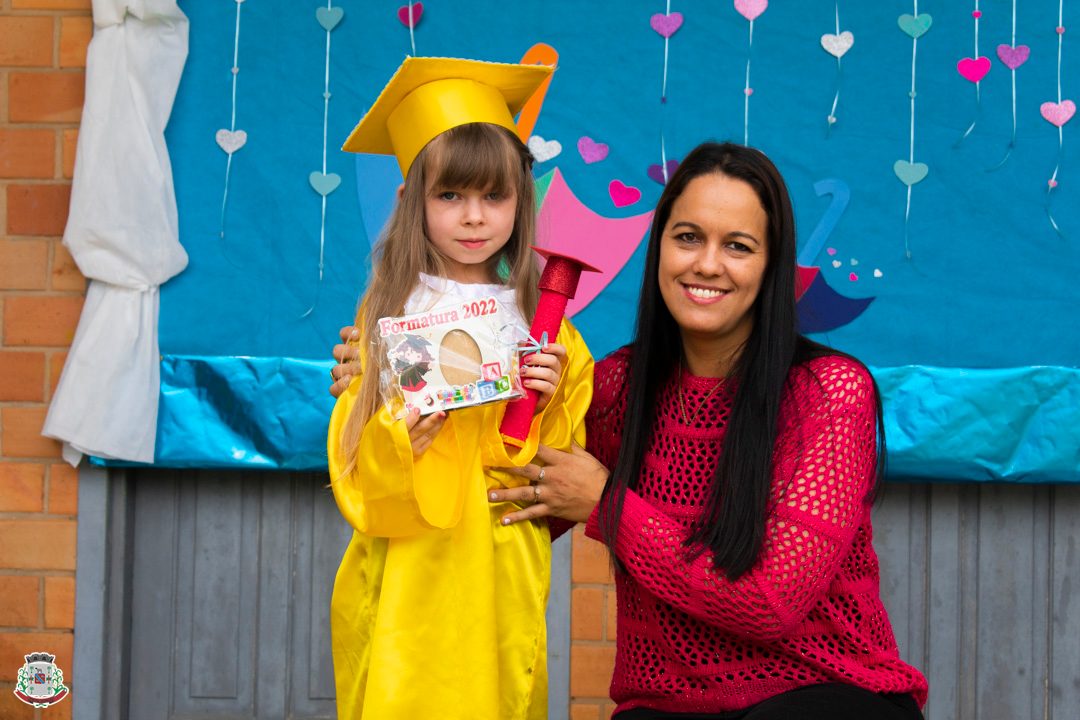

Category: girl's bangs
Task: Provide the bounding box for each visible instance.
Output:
[424,124,519,194]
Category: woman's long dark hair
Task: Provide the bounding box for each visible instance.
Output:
[598,142,885,580]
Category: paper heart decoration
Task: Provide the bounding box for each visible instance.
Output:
[821,31,854,58]
[398,2,423,27]
[527,135,562,163]
[316,6,344,31]
[1041,100,1076,128]
[647,160,680,185]
[577,136,609,164]
[309,171,342,196]
[650,12,683,38]
[893,160,929,186]
[996,44,1030,70]
[897,14,933,39]
[957,56,991,83]
[734,0,767,22]
[608,179,642,208]
[215,129,247,154]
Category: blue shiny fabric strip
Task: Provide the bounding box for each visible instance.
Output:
[92,358,1079,482]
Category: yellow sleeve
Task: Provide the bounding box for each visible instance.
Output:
[480,318,594,469]
[327,379,470,538]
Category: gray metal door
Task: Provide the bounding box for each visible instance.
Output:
[74,468,1080,719]
[73,467,571,720]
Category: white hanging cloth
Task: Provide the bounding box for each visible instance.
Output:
[44,0,190,465]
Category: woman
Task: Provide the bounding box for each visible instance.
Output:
[331,142,928,718]
[487,142,927,719]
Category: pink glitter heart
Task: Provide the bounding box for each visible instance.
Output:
[996,44,1030,70]
[957,56,991,83]
[1041,100,1076,127]
[608,179,642,208]
[577,136,609,164]
[397,2,422,27]
[826,247,837,256]
[972,10,982,19]
[848,272,859,282]
[649,12,683,38]
[734,0,768,22]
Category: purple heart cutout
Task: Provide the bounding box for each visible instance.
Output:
[650,12,683,39]
[996,44,1030,70]
[647,160,680,185]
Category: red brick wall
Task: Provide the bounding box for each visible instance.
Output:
[570,527,618,718]
[0,0,89,717]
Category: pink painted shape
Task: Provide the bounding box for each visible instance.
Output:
[795,266,819,301]
[734,0,768,22]
[608,179,642,208]
[996,44,1030,70]
[649,12,683,38]
[1041,100,1076,127]
[536,169,654,316]
[957,56,991,83]
[397,2,423,27]
[577,136,609,164]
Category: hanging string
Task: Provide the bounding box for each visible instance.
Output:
[989,0,1020,169]
[407,0,417,55]
[302,0,337,318]
[1046,0,1066,235]
[903,0,920,258]
[826,3,843,137]
[219,0,245,242]
[956,0,983,145]
[744,18,754,145]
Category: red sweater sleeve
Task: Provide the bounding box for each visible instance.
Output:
[585,358,878,642]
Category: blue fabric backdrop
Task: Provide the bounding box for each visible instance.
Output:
[122,1,1080,480]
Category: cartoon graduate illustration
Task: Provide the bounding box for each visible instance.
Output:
[389,334,434,391]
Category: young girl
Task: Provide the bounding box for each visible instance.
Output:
[328,58,593,720]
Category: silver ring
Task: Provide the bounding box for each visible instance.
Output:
[330,367,337,382]
[534,484,541,502]
[538,467,546,483]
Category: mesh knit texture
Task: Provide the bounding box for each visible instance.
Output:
[583,348,928,715]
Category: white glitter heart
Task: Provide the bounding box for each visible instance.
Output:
[527,135,562,163]
[874,269,883,278]
[821,31,854,58]
[215,128,247,154]
[832,260,842,268]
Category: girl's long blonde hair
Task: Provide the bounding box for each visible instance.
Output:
[337,123,540,476]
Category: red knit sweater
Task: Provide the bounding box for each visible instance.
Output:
[583,348,928,715]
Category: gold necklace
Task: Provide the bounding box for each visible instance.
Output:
[677,364,725,426]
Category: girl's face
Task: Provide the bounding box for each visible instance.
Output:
[424,183,518,284]
[657,173,769,359]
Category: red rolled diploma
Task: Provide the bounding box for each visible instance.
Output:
[500,248,601,447]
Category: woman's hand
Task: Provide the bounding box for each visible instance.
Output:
[490,443,608,525]
[522,342,565,414]
[330,326,363,397]
[405,407,446,458]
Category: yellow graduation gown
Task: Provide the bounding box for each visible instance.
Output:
[328,319,593,720]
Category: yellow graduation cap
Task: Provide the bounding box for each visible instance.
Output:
[342,56,554,178]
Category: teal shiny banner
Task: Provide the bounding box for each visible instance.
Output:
[94,358,1080,482]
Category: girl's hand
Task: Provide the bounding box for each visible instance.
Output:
[405,407,447,458]
[522,342,566,414]
[489,443,607,525]
[330,326,363,398]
